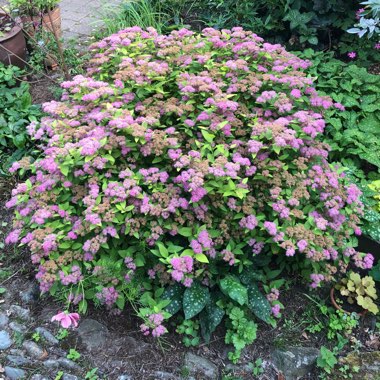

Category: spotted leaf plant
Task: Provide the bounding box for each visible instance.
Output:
[5,27,374,361]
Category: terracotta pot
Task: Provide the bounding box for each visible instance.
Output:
[22,6,62,38]
[330,287,367,317]
[0,14,26,68]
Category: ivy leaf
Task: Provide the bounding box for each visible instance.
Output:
[219,275,248,306]
[183,282,210,319]
[162,284,184,315]
[247,283,272,323]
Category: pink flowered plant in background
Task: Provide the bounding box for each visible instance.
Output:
[51,312,80,328]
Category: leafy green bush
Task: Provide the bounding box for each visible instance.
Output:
[298,49,380,169]
[6,27,373,361]
[0,63,42,175]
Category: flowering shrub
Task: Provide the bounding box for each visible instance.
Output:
[6,27,373,361]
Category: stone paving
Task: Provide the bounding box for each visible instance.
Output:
[0,0,122,39]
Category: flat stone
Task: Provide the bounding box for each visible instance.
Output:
[43,359,60,369]
[22,340,45,359]
[10,305,31,321]
[4,367,26,379]
[31,375,50,380]
[153,371,180,379]
[272,347,320,380]
[9,322,27,334]
[35,327,59,345]
[20,284,40,304]
[58,357,81,371]
[9,349,25,356]
[117,376,133,380]
[335,351,380,379]
[0,330,13,350]
[0,312,9,328]
[183,352,218,380]
[7,355,32,366]
[62,374,79,380]
[77,319,109,351]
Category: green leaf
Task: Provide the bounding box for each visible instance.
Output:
[178,227,193,237]
[220,275,248,306]
[201,130,214,143]
[0,287,6,294]
[183,282,210,319]
[162,284,184,315]
[200,298,225,343]
[247,283,272,323]
[157,242,168,258]
[195,253,209,263]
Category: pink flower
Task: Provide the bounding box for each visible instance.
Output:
[375,43,380,50]
[348,51,356,59]
[51,311,80,328]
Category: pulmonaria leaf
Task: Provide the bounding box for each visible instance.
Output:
[247,283,272,323]
[183,282,210,320]
[219,275,248,306]
[199,297,225,343]
[162,284,184,315]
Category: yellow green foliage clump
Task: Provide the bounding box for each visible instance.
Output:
[337,272,379,314]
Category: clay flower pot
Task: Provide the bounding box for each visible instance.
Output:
[22,6,62,38]
[330,287,367,317]
[0,12,26,68]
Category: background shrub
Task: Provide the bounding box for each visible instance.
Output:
[0,63,42,175]
[100,0,380,63]
[6,27,373,361]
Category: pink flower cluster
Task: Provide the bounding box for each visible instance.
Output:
[140,313,166,337]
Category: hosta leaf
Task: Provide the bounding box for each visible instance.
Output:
[200,297,225,343]
[247,283,272,323]
[162,284,184,315]
[183,282,209,319]
[220,275,248,306]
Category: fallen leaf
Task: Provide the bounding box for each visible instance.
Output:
[365,334,380,349]
[301,332,309,340]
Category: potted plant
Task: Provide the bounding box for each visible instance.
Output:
[9,0,61,37]
[0,11,26,68]
[331,272,379,315]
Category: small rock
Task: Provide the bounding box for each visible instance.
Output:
[272,347,320,380]
[62,374,79,380]
[57,358,81,371]
[118,375,133,380]
[153,371,180,379]
[9,349,25,356]
[43,359,60,369]
[0,330,13,350]
[77,319,109,350]
[4,367,26,379]
[31,375,50,380]
[36,327,59,345]
[183,352,218,380]
[0,312,9,328]
[10,305,31,321]
[9,322,27,334]
[22,340,45,359]
[20,283,40,304]
[7,355,32,366]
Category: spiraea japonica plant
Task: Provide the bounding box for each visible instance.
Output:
[5,27,374,362]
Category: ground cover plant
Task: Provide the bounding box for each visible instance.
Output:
[4,26,377,364]
[0,63,43,175]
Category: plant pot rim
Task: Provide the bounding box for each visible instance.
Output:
[330,287,367,317]
[0,13,22,42]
